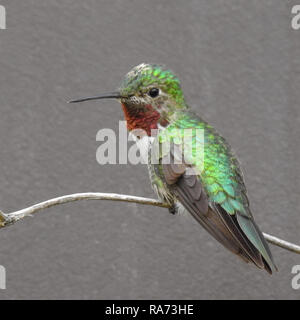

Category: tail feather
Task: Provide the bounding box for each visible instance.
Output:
[209,204,265,269]
[210,203,277,274]
[236,213,278,273]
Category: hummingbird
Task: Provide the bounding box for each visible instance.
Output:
[69,63,277,274]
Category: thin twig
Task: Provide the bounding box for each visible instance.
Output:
[0,192,299,254]
[261,233,300,254]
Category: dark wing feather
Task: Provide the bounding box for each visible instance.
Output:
[161,151,276,274]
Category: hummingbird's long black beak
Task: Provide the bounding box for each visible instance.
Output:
[68,91,122,103]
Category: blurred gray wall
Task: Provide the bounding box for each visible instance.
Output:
[0,0,299,299]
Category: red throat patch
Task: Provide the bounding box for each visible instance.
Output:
[121,103,165,136]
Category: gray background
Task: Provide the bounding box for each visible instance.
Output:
[0,0,299,299]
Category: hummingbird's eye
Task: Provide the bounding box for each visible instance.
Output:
[148,88,159,98]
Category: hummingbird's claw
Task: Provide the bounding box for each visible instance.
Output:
[168,204,177,215]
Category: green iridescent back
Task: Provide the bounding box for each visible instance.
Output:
[157,111,249,215]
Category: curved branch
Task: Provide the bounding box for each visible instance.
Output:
[0,192,299,254]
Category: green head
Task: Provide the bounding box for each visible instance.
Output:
[69,63,188,134]
[119,63,186,107]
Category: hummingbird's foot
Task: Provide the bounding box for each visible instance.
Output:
[168,204,177,215]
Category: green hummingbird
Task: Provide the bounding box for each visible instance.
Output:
[70,63,277,274]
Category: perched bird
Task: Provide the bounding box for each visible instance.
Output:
[70,63,277,274]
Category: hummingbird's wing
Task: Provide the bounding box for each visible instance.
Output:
[160,146,277,274]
